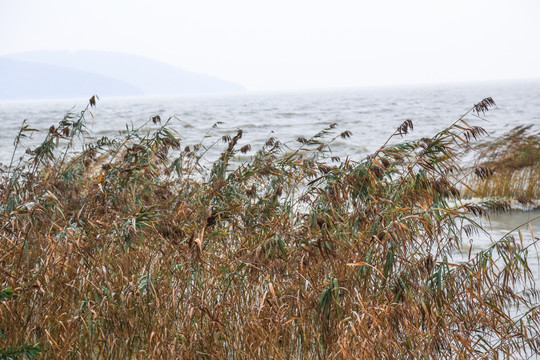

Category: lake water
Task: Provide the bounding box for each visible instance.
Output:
[1,79,539,163]
[1,79,539,281]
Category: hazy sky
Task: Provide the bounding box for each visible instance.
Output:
[1,0,539,91]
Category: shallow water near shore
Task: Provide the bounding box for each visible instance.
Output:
[459,209,540,281]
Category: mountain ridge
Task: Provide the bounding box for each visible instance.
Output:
[1,51,245,100]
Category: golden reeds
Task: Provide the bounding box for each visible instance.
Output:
[0,97,538,359]
[462,124,539,203]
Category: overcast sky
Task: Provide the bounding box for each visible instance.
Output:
[1,0,539,91]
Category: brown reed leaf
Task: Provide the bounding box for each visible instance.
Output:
[195,228,205,252]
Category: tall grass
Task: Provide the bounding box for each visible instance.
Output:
[462,124,539,203]
[0,96,539,359]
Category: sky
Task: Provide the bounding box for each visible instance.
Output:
[1,0,539,91]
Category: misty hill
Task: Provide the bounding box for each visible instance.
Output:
[1,51,245,100]
[0,58,144,100]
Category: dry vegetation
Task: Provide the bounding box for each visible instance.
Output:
[462,124,539,204]
[1,97,539,359]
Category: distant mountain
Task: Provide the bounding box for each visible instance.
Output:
[0,58,143,100]
[1,51,245,100]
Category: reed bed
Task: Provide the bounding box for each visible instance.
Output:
[462,124,539,203]
[0,97,539,359]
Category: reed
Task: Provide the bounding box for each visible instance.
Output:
[0,97,538,359]
[461,124,539,205]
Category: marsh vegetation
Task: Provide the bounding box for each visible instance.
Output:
[463,124,539,205]
[0,97,539,359]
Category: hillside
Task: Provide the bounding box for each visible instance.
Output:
[1,51,245,100]
[0,58,143,100]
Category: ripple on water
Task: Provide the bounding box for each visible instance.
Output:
[1,80,538,164]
